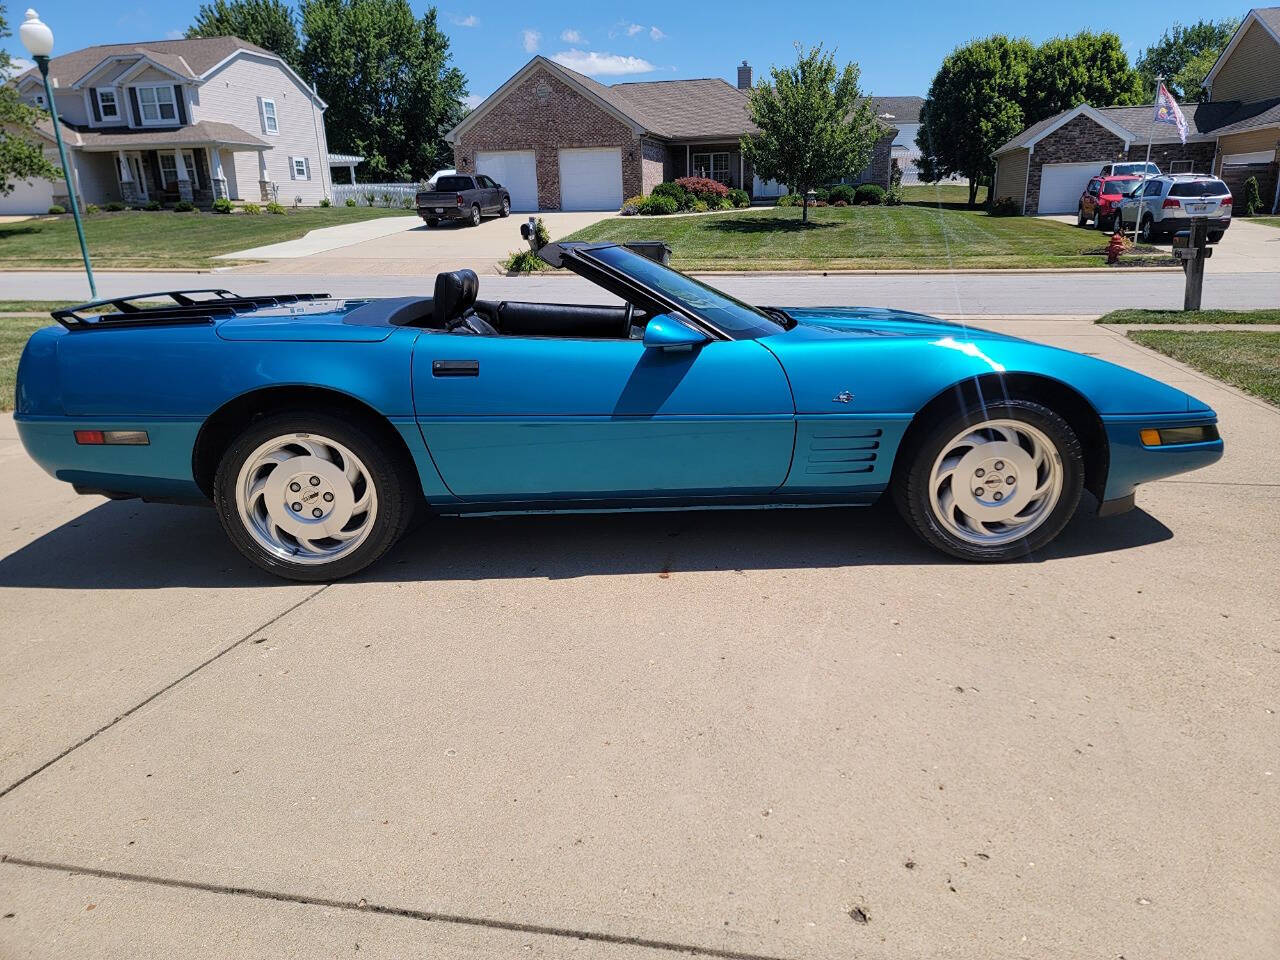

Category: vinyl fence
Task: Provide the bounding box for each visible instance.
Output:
[332,182,420,209]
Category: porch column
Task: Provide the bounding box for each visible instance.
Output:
[117,149,140,206]
[258,151,271,202]
[173,149,194,203]
[207,147,228,200]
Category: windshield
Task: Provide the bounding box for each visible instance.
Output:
[585,245,783,339]
[432,176,473,192]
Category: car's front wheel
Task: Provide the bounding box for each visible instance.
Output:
[499,196,511,217]
[893,400,1084,561]
[1077,205,1087,226]
[214,412,417,581]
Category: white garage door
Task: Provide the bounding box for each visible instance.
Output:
[1037,162,1102,214]
[753,174,788,198]
[476,150,537,211]
[0,177,56,215]
[558,147,623,211]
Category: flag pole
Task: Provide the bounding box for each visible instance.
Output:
[1133,74,1161,243]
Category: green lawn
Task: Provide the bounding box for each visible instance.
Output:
[1252,216,1280,228]
[0,207,415,270]
[565,202,1167,271]
[1,315,54,411]
[1098,308,1280,325]
[1128,330,1280,406]
[900,183,988,207]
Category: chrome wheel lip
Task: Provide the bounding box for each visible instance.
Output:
[927,418,1064,547]
[235,432,378,566]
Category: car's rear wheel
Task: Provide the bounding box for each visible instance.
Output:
[1140,214,1156,243]
[469,204,481,227]
[893,399,1084,561]
[1209,230,1224,243]
[214,412,416,581]
[1077,205,1087,226]
[499,196,511,217]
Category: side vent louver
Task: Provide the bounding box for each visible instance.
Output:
[804,427,881,475]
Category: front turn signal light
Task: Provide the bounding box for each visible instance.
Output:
[1140,425,1219,447]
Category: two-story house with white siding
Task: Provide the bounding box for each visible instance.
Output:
[6,35,331,212]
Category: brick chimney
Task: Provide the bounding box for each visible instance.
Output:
[737,60,752,90]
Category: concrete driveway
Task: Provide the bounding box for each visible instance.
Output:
[219,210,616,277]
[1041,212,1280,271]
[1,320,1278,959]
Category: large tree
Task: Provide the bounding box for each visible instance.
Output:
[740,44,880,222]
[916,36,1034,208]
[1136,19,1239,102]
[0,4,61,197]
[1024,32,1144,124]
[187,0,301,68]
[299,0,466,181]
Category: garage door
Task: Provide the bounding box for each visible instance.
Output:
[476,151,537,211]
[0,176,56,215]
[1037,162,1102,214]
[558,147,623,211]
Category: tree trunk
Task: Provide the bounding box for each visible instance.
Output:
[802,188,809,223]
[968,178,979,209]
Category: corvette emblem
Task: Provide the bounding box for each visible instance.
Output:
[832,391,854,404]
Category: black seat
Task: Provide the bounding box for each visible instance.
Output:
[433,270,479,328]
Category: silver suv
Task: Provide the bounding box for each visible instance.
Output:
[1117,174,1232,243]
[1100,161,1161,177]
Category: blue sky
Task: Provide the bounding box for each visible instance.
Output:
[5,0,1252,103]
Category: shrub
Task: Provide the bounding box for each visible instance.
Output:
[639,194,678,215]
[832,199,848,207]
[143,200,162,211]
[690,199,709,213]
[728,187,750,208]
[989,196,1020,217]
[813,187,830,203]
[716,196,735,210]
[854,184,886,205]
[621,195,645,215]
[319,197,331,208]
[211,197,234,214]
[381,192,395,207]
[362,191,376,207]
[104,201,126,212]
[265,201,286,215]
[776,193,801,206]
[345,197,357,207]
[531,217,551,249]
[653,181,693,209]
[675,176,730,203]
[241,202,261,215]
[502,249,550,273]
[47,204,66,215]
[84,203,100,214]
[828,184,855,204]
[401,196,413,209]
[1242,176,1262,216]
[173,200,195,212]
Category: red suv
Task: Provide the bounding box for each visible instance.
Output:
[1078,175,1142,232]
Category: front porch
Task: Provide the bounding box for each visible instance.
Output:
[96,144,267,209]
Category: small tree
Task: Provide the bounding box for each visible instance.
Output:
[740,44,880,223]
[0,4,61,197]
[1136,19,1239,102]
[1242,176,1263,217]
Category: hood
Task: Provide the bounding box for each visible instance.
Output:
[782,306,1019,342]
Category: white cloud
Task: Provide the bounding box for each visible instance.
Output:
[522,29,541,53]
[550,49,656,76]
[4,56,35,78]
[560,28,584,43]
[463,93,484,109]
[649,26,665,41]
[625,23,644,36]
[453,14,479,27]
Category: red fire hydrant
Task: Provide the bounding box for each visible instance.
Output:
[1105,231,1127,265]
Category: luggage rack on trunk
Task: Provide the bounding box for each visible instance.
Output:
[51,289,332,330]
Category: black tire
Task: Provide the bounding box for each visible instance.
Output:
[892,399,1084,562]
[498,196,511,217]
[1077,205,1087,227]
[213,411,418,581]
[1140,214,1156,243]
[469,204,481,227]
[1097,211,1113,231]
[1209,230,1224,243]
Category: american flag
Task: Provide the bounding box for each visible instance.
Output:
[1153,83,1188,144]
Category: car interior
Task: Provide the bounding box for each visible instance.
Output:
[344,269,654,340]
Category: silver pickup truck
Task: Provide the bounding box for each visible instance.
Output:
[415,174,512,227]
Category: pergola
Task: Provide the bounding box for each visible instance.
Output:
[327,153,363,185]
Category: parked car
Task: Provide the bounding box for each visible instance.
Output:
[1117,174,1233,243]
[1077,175,1143,231]
[1099,161,1161,177]
[14,245,1223,579]
[415,174,510,227]
[424,167,456,189]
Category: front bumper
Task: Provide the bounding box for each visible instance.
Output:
[1100,412,1223,507]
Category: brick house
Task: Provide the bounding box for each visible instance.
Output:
[6,35,331,213]
[992,5,1280,215]
[446,56,899,211]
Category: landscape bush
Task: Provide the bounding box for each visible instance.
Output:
[728,187,750,208]
[1242,176,1262,216]
[854,184,885,205]
[241,202,262,215]
[832,199,849,207]
[621,195,645,215]
[885,164,904,206]
[46,204,66,215]
[319,197,331,207]
[690,199,709,213]
[989,196,1020,217]
[652,181,692,209]
[776,193,801,206]
[173,200,196,212]
[84,203,100,214]
[211,197,234,214]
[345,197,357,207]
[639,194,679,215]
[813,187,830,203]
[675,176,729,204]
[502,249,550,273]
[828,184,855,204]
[104,201,126,212]
[265,201,286,215]
[143,200,162,211]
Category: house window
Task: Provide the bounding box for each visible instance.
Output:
[691,151,731,184]
[1169,159,1194,173]
[96,89,119,119]
[158,152,178,186]
[291,156,309,180]
[137,85,177,124]
[182,151,200,186]
[262,98,279,134]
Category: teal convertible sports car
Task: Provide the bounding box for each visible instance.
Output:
[15,242,1222,580]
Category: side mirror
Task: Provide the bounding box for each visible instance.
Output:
[643,313,709,351]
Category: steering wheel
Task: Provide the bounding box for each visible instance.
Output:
[622,301,635,338]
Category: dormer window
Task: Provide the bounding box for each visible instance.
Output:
[96,89,119,119]
[137,85,177,124]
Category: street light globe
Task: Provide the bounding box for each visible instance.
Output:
[19,9,54,58]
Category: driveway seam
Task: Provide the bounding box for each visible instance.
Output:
[0,586,328,801]
[0,856,794,960]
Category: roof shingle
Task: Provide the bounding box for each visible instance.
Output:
[13,35,272,88]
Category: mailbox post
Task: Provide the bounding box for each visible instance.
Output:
[1171,217,1212,311]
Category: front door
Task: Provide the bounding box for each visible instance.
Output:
[412,333,796,502]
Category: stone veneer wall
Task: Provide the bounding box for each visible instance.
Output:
[1024,114,1128,214]
[1126,141,1217,174]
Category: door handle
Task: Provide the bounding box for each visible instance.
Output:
[432,360,479,377]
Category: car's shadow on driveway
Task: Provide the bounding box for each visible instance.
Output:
[0,497,1173,590]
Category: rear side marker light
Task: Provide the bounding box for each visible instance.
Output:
[75,430,149,445]
[1140,425,1219,447]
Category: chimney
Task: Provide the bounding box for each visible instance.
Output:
[737,60,752,90]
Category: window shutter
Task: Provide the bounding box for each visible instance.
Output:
[288,157,296,180]
[128,86,142,127]
[174,86,187,125]
[302,157,310,180]
[89,88,101,122]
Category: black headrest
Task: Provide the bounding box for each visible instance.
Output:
[433,269,478,327]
